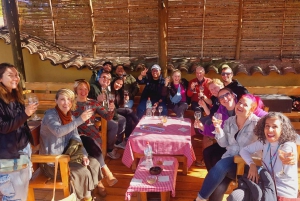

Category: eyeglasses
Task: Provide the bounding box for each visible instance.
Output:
[100,76,111,80]
[218,92,231,101]
[221,72,232,76]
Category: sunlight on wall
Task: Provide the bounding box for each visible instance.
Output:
[0,40,300,85]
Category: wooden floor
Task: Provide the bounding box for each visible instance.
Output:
[33,135,235,201]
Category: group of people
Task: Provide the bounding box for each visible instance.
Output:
[0,61,299,201]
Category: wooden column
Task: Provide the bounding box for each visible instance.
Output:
[158,0,168,77]
[235,0,244,60]
[3,0,26,82]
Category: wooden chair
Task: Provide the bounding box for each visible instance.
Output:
[94,114,108,157]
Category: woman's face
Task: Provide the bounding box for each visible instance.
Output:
[76,83,89,100]
[209,83,222,97]
[0,67,20,92]
[264,117,282,143]
[114,79,123,90]
[55,94,72,114]
[235,97,253,117]
[172,72,181,83]
[218,90,235,109]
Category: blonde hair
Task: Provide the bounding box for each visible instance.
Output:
[73,79,90,95]
[55,88,77,110]
[207,78,224,88]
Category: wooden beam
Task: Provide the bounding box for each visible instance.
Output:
[88,0,97,58]
[235,0,244,60]
[280,0,286,59]
[158,0,168,77]
[3,0,26,83]
[201,0,206,59]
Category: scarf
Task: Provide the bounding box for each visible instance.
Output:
[55,105,72,125]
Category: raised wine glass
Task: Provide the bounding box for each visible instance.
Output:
[28,95,40,121]
[152,106,156,118]
[124,90,129,108]
[194,111,202,121]
[108,93,115,111]
[277,143,293,179]
[193,82,198,93]
[84,104,93,126]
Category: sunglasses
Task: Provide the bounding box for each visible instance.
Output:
[221,72,232,76]
[100,76,111,80]
[218,92,231,101]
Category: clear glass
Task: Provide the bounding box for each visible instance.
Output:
[108,93,115,111]
[84,104,93,126]
[158,106,163,116]
[277,144,293,179]
[28,96,40,121]
[124,90,129,108]
[152,106,156,117]
[194,111,202,121]
[193,82,198,93]
[199,86,204,99]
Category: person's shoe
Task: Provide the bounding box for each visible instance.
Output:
[114,141,126,149]
[107,148,121,159]
[102,166,118,187]
[195,160,205,167]
[96,181,107,197]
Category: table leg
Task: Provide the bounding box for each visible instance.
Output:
[160,192,170,201]
[182,156,188,175]
[137,192,147,201]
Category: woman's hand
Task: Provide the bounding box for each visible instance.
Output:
[194,119,204,130]
[198,99,206,107]
[165,77,170,86]
[247,163,259,183]
[82,156,90,166]
[140,68,148,77]
[80,109,94,122]
[25,102,38,116]
[97,93,106,102]
[190,82,197,91]
[279,152,296,165]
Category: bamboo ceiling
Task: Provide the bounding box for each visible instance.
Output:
[1,0,300,72]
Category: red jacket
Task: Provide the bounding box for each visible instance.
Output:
[187,77,212,102]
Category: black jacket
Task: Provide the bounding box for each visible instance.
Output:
[0,99,33,159]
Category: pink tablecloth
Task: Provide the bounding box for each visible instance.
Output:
[122,116,196,168]
[125,156,178,200]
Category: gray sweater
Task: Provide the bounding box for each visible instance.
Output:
[39,108,88,157]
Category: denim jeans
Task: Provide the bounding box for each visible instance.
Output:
[198,156,237,199]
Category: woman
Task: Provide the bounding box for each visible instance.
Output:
[162,69,189,118]
[72,79,118,194]
[110,77,139,146]
[228,112,298,200]
[194,93,267,201]
[194,79,224,166]
[39,88,102,201]
[0,63,37,201]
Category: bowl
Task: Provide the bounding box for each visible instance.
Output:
[146,175,157,184]
[149,166,162,175]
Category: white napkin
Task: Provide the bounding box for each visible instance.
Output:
[163,161,173,166]
[158,176,169,182]
[178,127,188,132]
[133,132,143,136]
[130,178,143,186]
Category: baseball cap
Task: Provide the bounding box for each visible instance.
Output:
[151,64,161,71]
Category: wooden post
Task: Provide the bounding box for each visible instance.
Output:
[158,0,168,77]
[280,0,286,59]
[3,0,26,83]
[201,0,206,59]
[235,0,244,60]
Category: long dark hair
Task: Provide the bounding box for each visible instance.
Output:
[110,77,124,107]
[0,63,24,104]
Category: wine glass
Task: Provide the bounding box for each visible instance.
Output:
[194,111,201,121]
[28,95,40,121]
[277,143,294,179]
[213,113,222,124]
[158,106,163,117]
[102,88,107,106]
[199,86,204,100]
[124,90,129,108]
[108,93,115,111]
[84,104,93,126]
[192,82,198,93]
[151,106,156,118]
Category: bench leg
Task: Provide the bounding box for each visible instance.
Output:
[161,191,170,201]
[137,192,147,201]
[27,187,35,201]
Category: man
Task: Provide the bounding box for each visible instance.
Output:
[187,66,212,111]
[113,64,140,108]
[88,72,126,159]
[136,64,167,119]
[89,61,113,85]
[220,64,248,100]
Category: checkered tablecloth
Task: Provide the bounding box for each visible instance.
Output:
[125,156,178,200]
[122,116,196,168]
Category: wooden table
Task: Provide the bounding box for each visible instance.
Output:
[122,116,196,175]
[125,156,178,201]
